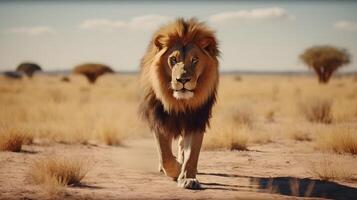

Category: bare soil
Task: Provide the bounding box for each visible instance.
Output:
[1,138,356,200]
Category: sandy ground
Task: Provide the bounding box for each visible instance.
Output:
[1,138,357,200]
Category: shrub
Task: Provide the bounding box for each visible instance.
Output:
[97,127,123,146]
[310,154,354,181]
[287,127,312,141]
[233,75,242,81]
[204,126,249,151]
[27,157,91,186]
[230,105,255,127]
[316,126,357,154]
[265,110,275,123]
[0,126,25,152]
[60,76,70,82]
[299,98,333,124]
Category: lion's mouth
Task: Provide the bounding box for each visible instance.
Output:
[173,88,194,100]
[174,88,194,92]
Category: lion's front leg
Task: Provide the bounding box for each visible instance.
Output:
[177,132,204,189]
[177,135,184,165]
[153,131,181,180]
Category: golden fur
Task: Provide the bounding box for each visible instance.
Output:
[140,18,219,113]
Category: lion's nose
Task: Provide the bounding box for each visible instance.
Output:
[176,77,191,84]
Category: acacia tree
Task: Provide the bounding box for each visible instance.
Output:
[16,62,42,78]
[73,63,114,84]
[300,46,350,84]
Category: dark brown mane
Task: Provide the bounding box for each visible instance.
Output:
[139,88,216,137]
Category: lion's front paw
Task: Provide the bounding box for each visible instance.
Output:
[162,161,181,180]
[177,178,202,190]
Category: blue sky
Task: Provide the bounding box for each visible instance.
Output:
[0,1,356,72]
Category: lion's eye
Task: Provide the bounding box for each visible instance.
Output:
[170,57,177,65]
[192,57,199,64]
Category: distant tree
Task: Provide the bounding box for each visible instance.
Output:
[16,62,42,78]
[61,76,70,82]
[73,63,114,84]
[3,71,23,79]
[300,45,350,84]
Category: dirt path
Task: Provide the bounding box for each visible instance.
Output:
[1,138,357,200]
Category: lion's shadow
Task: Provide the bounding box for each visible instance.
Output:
[198,172,357,200]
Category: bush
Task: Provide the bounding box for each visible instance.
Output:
[310,154,354,181]
[204,126,249,151]
[28,157,91,186]
[316,126,357,154]
[97,127,123,146]
[0,126,25,152]
[299,98,333,124]
[230,104,255,127]
[73,63,114,84]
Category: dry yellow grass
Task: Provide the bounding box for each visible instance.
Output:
[26,156,91,197]
[0,75,147,145]
[298,97,333,124]
[265,110,275,123]
[249,129,272,145]
[97,126,124,146]
[0,74,356,151]
[27,157,91,187]
[0,124,29,152]
[289,130,312,141]
[284,125,313,141]
[230,104,255,128]
[0,131,23,152]
[203,121,272,150]
[309,154,355,181]
[315,126,357,155]
[204,125,249,150]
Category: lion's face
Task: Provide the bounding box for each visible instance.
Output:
[162,44,208,100]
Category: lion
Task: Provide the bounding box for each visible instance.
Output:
[139,18,219,189]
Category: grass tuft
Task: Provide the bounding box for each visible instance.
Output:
[27,157,91,187]
[230,105,255,128]
[265,110,275,123]
[310,154,355,181]
[0,125,25,152]
[288,130,312,141]
[298,98,333,124]
[97,127,123,146]
[316,126,357,154]
[204,126,249,151]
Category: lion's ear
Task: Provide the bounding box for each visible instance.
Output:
[154,35,165,50]
[198,37,218,57]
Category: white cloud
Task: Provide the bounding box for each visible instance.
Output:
[129,15,170,30]
[209,7,294,23]
[333,20,357,31]
[4,26,56,36]
[79,14,170,32]
[79,19,126,31]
